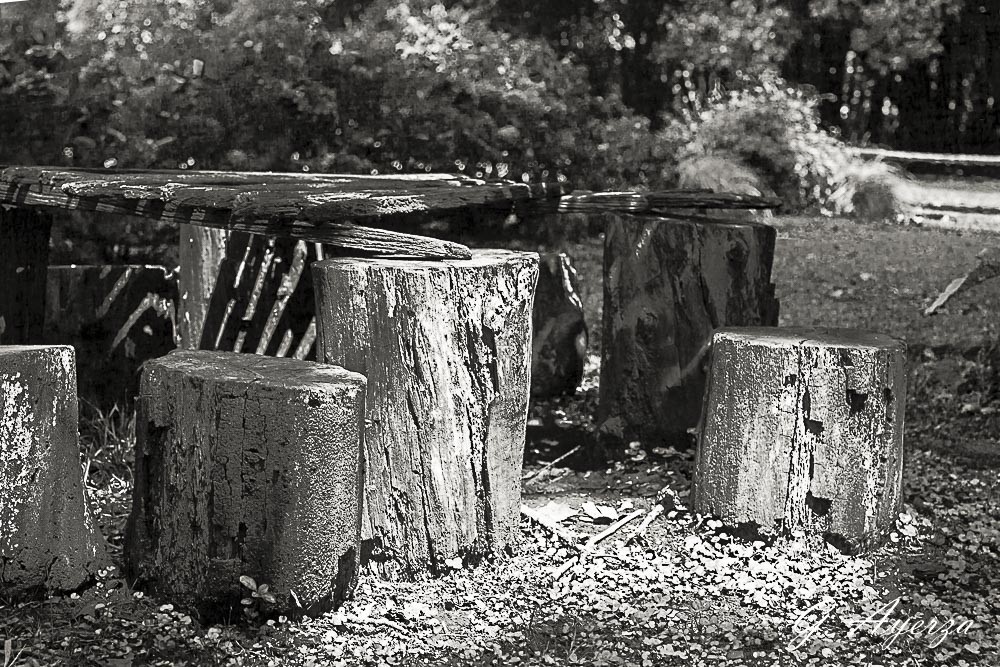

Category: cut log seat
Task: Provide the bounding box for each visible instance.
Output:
[598,214,778,449]
[0,345,108,599]
[693,327,907,553]
[312,250,538,579]
[124,350,366,618]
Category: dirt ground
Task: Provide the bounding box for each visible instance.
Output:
[2,216,999,666]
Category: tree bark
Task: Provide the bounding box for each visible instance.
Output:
[693,327,906,554]
[124,350,366,618]
[0,345,108,599]
[44,264,177,412]
[178,225,321,360]
[532,252,588,398]
[312,250,538,579]
[599,214,778,448]
[0,207,51,345]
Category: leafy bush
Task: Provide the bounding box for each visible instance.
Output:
[678,74,902,217]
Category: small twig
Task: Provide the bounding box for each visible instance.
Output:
[627,504,664,544]
[584,509,644,550]
[522,445,581,481]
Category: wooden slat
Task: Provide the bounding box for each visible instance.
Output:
[847,147,1000,167]
[555,190,782,214]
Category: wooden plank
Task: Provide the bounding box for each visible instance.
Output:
[1,182,473,259]
[556,189,781,214]
[0,206,51,344]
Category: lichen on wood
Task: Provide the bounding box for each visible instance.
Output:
[0,345,108,599]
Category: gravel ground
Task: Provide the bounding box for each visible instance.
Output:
[2,217,999,667]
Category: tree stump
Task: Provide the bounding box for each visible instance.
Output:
[44,264,177,411]
[693,327,906,553]
[312,250,538,579]
[1,345,108,599]
[532,252,588,398]
[178,225,321,359]
[599,214,778,448]
[0,207,52,345]
[124,350,366,618]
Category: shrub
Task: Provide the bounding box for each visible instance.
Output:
[678,74,851,213]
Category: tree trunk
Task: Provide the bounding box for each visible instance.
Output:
[178,225,320,360]
[0,345,108,599]
[599,214,778,449]
[312,250,537,579]
[532,252,588,398]
[0,207,51,345]
[124,350,366,618]
[693,327,906,554]
[44,265,177,412]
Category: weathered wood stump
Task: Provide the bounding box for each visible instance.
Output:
[44,265,177,411]
[599,214,778,448]
[693,327,906,553]
[313,250,538,579]
[124,350,366,618]
[0,345,108,598]
[178,225,321,359]
[0,207,52,345]
[532,252,588,397]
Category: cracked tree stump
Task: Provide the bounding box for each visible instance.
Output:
[44,265,177,412]
[693,327,906,553]
[178,225,322,360]
[598,214,778,449]
[313,250,538,579]
[124,350,366,618]
[1,345,108,599]
[532,252,588,398]
[0,207,52,345]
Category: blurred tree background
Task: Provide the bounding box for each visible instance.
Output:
[1,0,998,219]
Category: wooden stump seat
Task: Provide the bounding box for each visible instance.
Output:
[124,350,366,618]
[599,214,779,449]
[693,327,906,553]
[313,250,538,579]
[0,345,108,599]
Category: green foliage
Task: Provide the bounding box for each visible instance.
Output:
[656,0,798,77]
[680,75,861,212]
[809,0,964,74]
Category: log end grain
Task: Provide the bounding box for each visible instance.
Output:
[125,350,366,618]
[0,345,109,599]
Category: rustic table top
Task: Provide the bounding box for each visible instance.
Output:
[1,166,781,260]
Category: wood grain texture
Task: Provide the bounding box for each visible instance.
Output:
[313,250,538,579]
[0,346,108,599]
[44,264,177,411]
[0,207,52,345]
[693,328,906,553]
[124,351,366,618]
[598,214,778,448]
